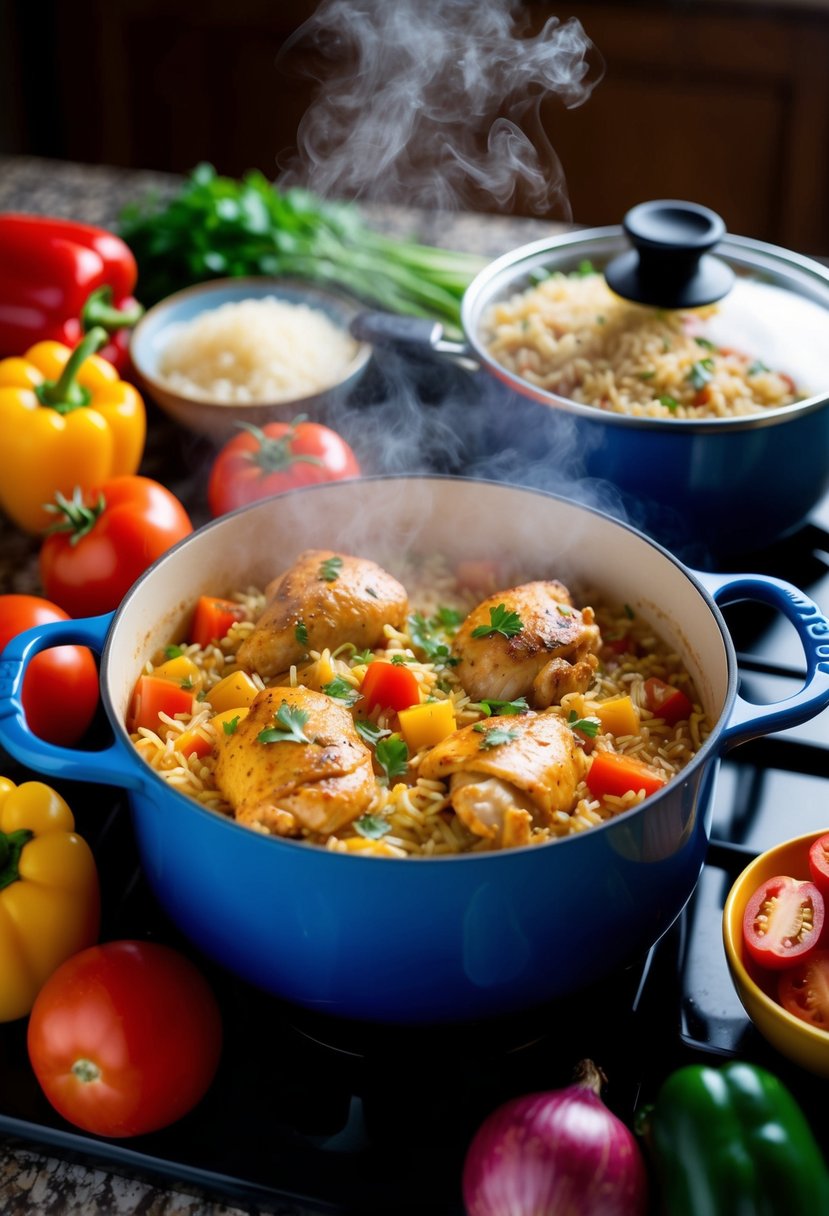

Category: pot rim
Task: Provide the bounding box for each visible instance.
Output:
[461,225,829,434]
[98,474,738,863]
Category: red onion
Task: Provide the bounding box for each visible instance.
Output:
[462,1060,648,1216]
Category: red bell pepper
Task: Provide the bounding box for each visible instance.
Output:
[0,213,143,372]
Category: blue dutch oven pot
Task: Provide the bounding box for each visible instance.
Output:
[353,202,829,562]
[1,478,828,1025]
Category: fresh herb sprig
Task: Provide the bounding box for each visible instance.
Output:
[471,604,523,639]
[258,702,312,745]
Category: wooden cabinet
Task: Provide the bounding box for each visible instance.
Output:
[5,0,829,254]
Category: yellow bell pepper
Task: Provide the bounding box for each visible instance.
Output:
[0,776,100,1022]
[398,699,457,750]
[207,671,260,712]
[0,327,146,534]
[596,694,640,738]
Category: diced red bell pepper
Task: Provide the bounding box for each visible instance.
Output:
[189,596,247,650]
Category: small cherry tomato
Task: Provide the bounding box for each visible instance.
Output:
[360,661,420,713]
[808,833,829,900]
[742,875,825,971]
[643,677,694,726]
[0,594,99,746]
[777,949,829,1029]
[189,596,247,650]
[27,940,222,1138]
[39,476,193,617]
[207,417,361,517]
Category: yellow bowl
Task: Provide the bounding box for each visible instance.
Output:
[723,829,829,1077]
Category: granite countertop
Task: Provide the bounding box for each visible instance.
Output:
[0,155,565,1216]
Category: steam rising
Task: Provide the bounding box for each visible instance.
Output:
[279,0,604,217]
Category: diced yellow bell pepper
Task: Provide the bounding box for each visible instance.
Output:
[398,699,457,750]
[206,671,260,713]
[153,654,203,691]
[596,694,640,737]
[210,707,250,737]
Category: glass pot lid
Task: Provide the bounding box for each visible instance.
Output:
[462,200,829,425]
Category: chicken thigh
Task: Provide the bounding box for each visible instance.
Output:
[419,710,587,847]
[452,580,601,708]
[236,549,409,679]
[214,685,374,837]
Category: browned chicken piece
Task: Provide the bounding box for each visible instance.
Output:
[236,550,408,679]
[213,685,374,837]
[419,710,587,846]
[452,580,601,708]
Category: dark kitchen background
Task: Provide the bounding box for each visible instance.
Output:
[2,0,829,255]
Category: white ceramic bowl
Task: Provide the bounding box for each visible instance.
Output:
[129,276,372,442]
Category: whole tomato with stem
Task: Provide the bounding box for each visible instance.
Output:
[0,594,99,746]
[27,940,223,1138]
[207,416,361,516]
[39,475,193,617]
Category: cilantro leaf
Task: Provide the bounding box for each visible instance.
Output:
[375,735,409,783]
[477,697,530,717]
[353,813,393,840]
[295,620,308,647]
[567,710,601,738]
[222,715,240,735]
[322,676,362,707]
[355,719,392,747]
[258,701,311,744]
[470,603,523,639]
[687,358,715,391]
[659,394,679,412]
[164,644,184,659]
[473,724,519,749]
[407,612,458,665]
[318,555,343,582]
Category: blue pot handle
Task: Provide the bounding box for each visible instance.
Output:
[695,570,829,749]
[0,614,149,791]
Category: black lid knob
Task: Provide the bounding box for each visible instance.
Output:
[604,200,734,308]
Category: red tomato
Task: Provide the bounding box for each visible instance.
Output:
[585,749,667,800]
[643,677,694,726]
[189,596,247,650]
[207,418,361,517]
[360,661,420,712]
[742,875,825,971]
[27,940,222,1138]
[777,949,829,1029]
[808,833,829,900]
[0,595,99,746]
[39,476,193,617]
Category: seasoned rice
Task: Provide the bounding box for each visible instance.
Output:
[482,269,800,420]
[129,558,712,856]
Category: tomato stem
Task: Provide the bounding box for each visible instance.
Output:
[238,417,324,475]
[72,1058,102,1084]
[43,487,107,545]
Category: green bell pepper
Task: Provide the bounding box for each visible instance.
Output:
[641,1060,829,1215]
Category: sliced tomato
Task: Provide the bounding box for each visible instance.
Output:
[360,661,420,713]
[742,875,825,971]
[778,949,829,1029]
[585,750,667,800]
[808,833,829,900]
[643,677,694,726]
[128,675,194,734]
[189,596,246,650]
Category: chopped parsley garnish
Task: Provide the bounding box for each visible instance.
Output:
[568,710,601,738]
[748,359,769,376]
[659,394,679,412]
[180,678,193,690]
[295,620,308,647]
[433,605,463,630]
[572,259,596,278]
[196,690,208,702]
[477,697,530,716]
[318,555,343,582]
[694,336,717,351]
[470,603,523,639]
[164,644,184,659]
[407,612,458,665]
[473,724,519,749]
[322,676,362,707]
[390,653,415,665]
[258,702,311,745]
[355,719,392,747]
[222,715,240,736]
[354,813,393,840]
[351,647,375,665]
[375,735,409,783]
[639,369,656,380]
[687,358,715,391]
